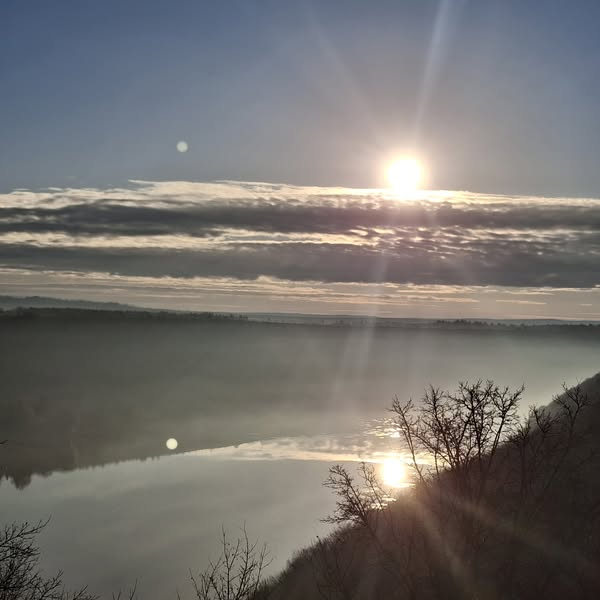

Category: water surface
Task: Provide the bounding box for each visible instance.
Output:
[1,317,598,597]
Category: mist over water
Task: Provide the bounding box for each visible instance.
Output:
[1,316,599,598]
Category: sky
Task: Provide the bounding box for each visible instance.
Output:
[1,0,600,318]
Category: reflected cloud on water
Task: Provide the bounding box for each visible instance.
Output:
[184,420,426,488]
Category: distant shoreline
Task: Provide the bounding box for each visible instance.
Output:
[1,305,599,332]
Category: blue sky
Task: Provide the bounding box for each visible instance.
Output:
[1,1,600,317]
[2,0,600,195]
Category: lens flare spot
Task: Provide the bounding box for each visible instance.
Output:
[166,437,178,450]
[176,140,189,153]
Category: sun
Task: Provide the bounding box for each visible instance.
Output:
[386,157,424,192]
[380,458,406,488]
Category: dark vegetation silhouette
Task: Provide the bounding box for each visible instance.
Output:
[2,306,600,331]
[184,527,270,600]
[0,520,96,600]
[2,373,600,599]
[0,520,265,600]
[263,376,600,599]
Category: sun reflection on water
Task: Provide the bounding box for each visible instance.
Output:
[379,457,408,488]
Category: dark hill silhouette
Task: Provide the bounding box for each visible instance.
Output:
[260,372,600,600]
[0,294,140,312]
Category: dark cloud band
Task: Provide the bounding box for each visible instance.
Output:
[0,181,599,288]
[1,200,600,237]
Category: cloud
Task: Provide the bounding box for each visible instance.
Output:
[0,180,599,289]
[2,266,599,319]
[185,425,422,464]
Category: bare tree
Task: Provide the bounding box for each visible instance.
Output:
[321,380,600,599]
[188,527,270,600]
[110,582,138,600]
[392,380,522,498]
[0,520,95,600]
[323,462,421,599]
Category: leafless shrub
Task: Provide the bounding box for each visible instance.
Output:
[0,520,95,600]
[110,581,137,600]
[320,380,600,599]
[392,380,522,498]
[188,527,270,600]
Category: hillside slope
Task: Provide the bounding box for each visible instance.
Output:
[262,372,600,600]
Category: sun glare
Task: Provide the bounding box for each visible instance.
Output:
[380,458,406,488]
[386,157,423,192]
